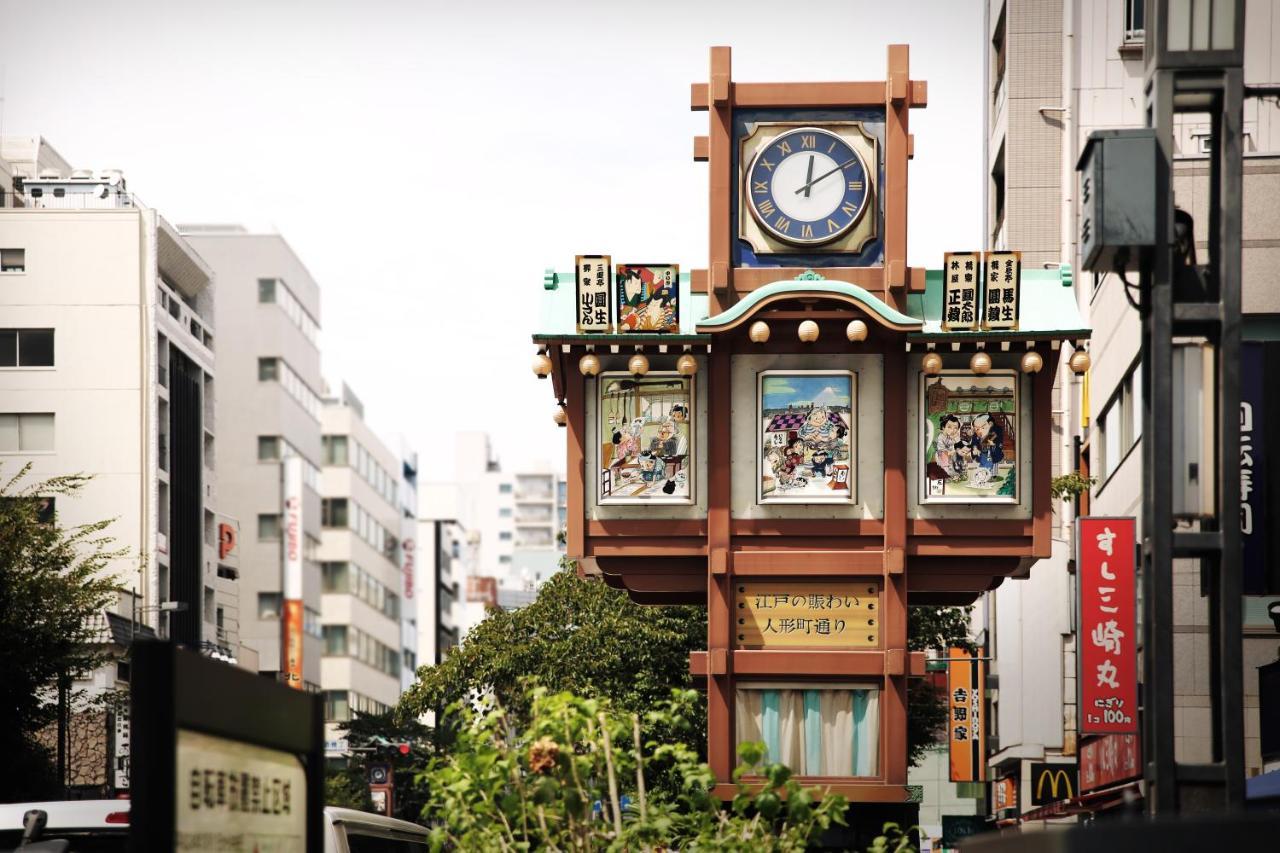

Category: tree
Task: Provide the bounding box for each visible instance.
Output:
[0,466,123,802]
[399,563,705,733]
[906,605,975,768]
[325,710,434,821]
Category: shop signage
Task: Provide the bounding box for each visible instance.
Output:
[282,457,304,690]
[402,537,415,600]
[948,646,986,782]
[615,263,679,333]
[942,251,981,331]
[734,581,880,649]
[1077,517,1138,734]
[1028,762,1078,806]
[575,254,612,333]
[1241,342,1270,594]
[994,776,1018,813]
[218,521,238,560]
[1079,733,1141,793]
[982,251,1020,330]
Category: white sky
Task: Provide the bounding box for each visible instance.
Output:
[0,0,984,472]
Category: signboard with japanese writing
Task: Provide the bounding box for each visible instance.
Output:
[1079,733,1141,793]
[575,254,612,333]
[982,251,1020,330]
[942,252,981,331]
[282,457,304,690]
[947,646,986,782]
[734,581,880,649]
[994,776,1017,814]
[1241,342,1271,594]
[1077,517,1138,734]
[616,263,679,333]
[1028,761,1077,806]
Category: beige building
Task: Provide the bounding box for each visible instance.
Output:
[982,0,1280,819]
[181,225,327,689]
[0,138,234,686]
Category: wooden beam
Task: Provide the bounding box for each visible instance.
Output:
[564,367,585,560]
[693,135,709,162]
[729,81,887,108]
[882,345,909,786]
[731,265,885,293]
[708,46,733,314]
[690,82,708,111]
[1032,356,1054,557]
[588,540,706,557]
[714,782,912,802]
[908,518,1032,537]
[732,551,887,575]
[707,346,733,782]
[907,539,1035,557]
[691,268,708,294]
[911,80,929,108]
[587,519,707,537]
[908,266,928,293]
[883,44,911,315]
[733,650,886,676]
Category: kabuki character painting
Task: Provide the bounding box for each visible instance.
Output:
[758,371,855,504]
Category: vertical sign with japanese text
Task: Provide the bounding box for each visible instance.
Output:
[575,255,612,333]
[947,646,986,782]
[982,251,1020,330]
[282,457,304,690]
[1077,517,1137,733]
[942,252,981,331]
[1241,342,1267,594]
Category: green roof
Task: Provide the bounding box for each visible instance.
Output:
[698,279,920,331]
[906,265,1088,339]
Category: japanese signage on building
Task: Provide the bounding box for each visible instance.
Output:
[1028,762,1077,806]
[282,457,304,690]
[982,251,1020,330]
[1077,517,1137,734]
[575,254,612,333]
[176,728,306,852]
[734,581,880,649]
[942,251,981,331]
[994,776,1017,814]
[615,263,679,333]
[947,646,986,782]
[1241,342,1268,594]
[1079,733,1141,793]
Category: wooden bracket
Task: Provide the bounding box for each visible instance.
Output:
[907,134,915,160]
[693,135,709,162]
[708,648,728,676]
[910,80,929,108]
[690,83,709,111]
[910,651,926,676]
[885,648,906,676]
[886,259,905,290]
[887,44,909,103]
[710,46,731,105]
[908,267,928,293]
[691,269,709,293]
[882,546,905,574]
[710,261,730,294]
[710,548,729,575]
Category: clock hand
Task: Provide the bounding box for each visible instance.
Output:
[803,154,815,199]
[794,156,859,195]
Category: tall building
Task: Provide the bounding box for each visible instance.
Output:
[317,383,408,728]
[180,225,326,689]
[0,141,229,677]
[416,482,469,669]
[981,0,1280,823]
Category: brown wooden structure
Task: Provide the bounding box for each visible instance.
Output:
[533,45,1089,804]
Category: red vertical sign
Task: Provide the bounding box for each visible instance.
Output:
[1077,517,1138,733]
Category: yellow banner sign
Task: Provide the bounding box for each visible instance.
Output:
[734,581,880,649]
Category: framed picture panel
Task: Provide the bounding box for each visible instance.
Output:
[757,370,856,504]
[597,372,694,504]
[921,370,1019,504]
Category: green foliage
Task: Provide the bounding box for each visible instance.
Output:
[399,564,705,739]
[324,710,437,821]
[1050,472,1096,503]
[324,769,373,811]
[867,820,920,853]
[416,687,847,851]
[0,465,123,802]
[906,605,974,769]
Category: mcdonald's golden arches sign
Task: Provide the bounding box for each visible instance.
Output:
[1028,762,1078,806]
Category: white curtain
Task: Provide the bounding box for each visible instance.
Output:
[735,686,878,777]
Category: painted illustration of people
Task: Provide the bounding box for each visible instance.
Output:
[933,414,962,478]
[798,405,845,452]
[786,437,806,474]
[638,451,661,482]
[670,404,688,424]
[810,448,832,478]
[612,421,641,466]
[652,418,688,479]
[766,447,796,489]
[972,413,1004,473]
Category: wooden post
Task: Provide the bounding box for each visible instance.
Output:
[707,348,733,781]
[882,347,909,785]
[883,45,911,313]
[565,363,585,560]
[708,46,734,315]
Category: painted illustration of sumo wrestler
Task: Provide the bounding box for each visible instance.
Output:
[923,372,1018,502]
[598,373,692,503]
[758,372,856,504]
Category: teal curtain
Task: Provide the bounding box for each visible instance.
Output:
[852,689,873,776]
[761,689,780,763]
[803,690,822,775]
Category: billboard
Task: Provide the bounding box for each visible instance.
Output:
[947,646,986,782]
[282,457,304,689]
[1077,517,1138,734]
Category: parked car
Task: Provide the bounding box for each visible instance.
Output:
[0,800,429,852]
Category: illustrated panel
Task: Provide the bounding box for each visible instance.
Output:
[757,370,857,504]
[920,370,1019,504]
[597,371,694,505]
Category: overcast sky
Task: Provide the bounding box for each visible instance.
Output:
[0,0,984,474]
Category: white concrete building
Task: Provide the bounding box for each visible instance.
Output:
[0,139,231,679]
[180,225,326,689]
[317,383,407,727]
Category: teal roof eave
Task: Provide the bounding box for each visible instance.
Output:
[911,265,1091,340]
[533,333,712,344]
[697,279,921,331]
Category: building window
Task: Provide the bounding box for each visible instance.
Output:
[258,357,279,381]
[258,278,277,303]
[499,507,512,518]
[322,435,349,466]
[0,248,24,273]
[0,413,55,452]
[323,624,348,656]
[257,592,282,619]
[1124,0,1145,43]
[258,436,281,461]
[499,483,513,494]
[304,606,323,639]
[735,685,879,777]
[0,329,54,367]
[1096,359,1142,487]
[321,561,350,593]
[321,497,349,529]
[498,555,512,565]
[499,531,513,541]
[991,7,1006,105]
[258,513,281,540]
[322,690,350,722]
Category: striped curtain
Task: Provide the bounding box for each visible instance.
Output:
[734,687,879,776]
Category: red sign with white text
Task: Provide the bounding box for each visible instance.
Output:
[1077,517,1138,733]
[1079,733,1141,792]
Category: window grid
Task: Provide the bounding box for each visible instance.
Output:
[258,278,319,345]
[320,561,401,620]
[321,623,401,677]
[0,329,54,367]
[257,357,321,421]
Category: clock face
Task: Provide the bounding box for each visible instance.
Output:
[744,126,871,246]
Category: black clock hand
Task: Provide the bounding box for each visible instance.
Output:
[794,156,859,195]
[803,154,815,199]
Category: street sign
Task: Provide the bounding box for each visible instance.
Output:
[947,646,986,782]
[1077,517,1138,734]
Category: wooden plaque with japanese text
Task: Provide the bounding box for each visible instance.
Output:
[734,581,881,649]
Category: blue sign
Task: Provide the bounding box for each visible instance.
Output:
[1242,342,1266,594]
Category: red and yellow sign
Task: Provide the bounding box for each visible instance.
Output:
[282,457,304,690]
[734,581,880,649]
[1077,517,1137,733]
[947,646,986,782]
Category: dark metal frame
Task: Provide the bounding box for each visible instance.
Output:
[130,642,324,852]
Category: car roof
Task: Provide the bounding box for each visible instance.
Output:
[325,806,428,837]
[0,800,130,829]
